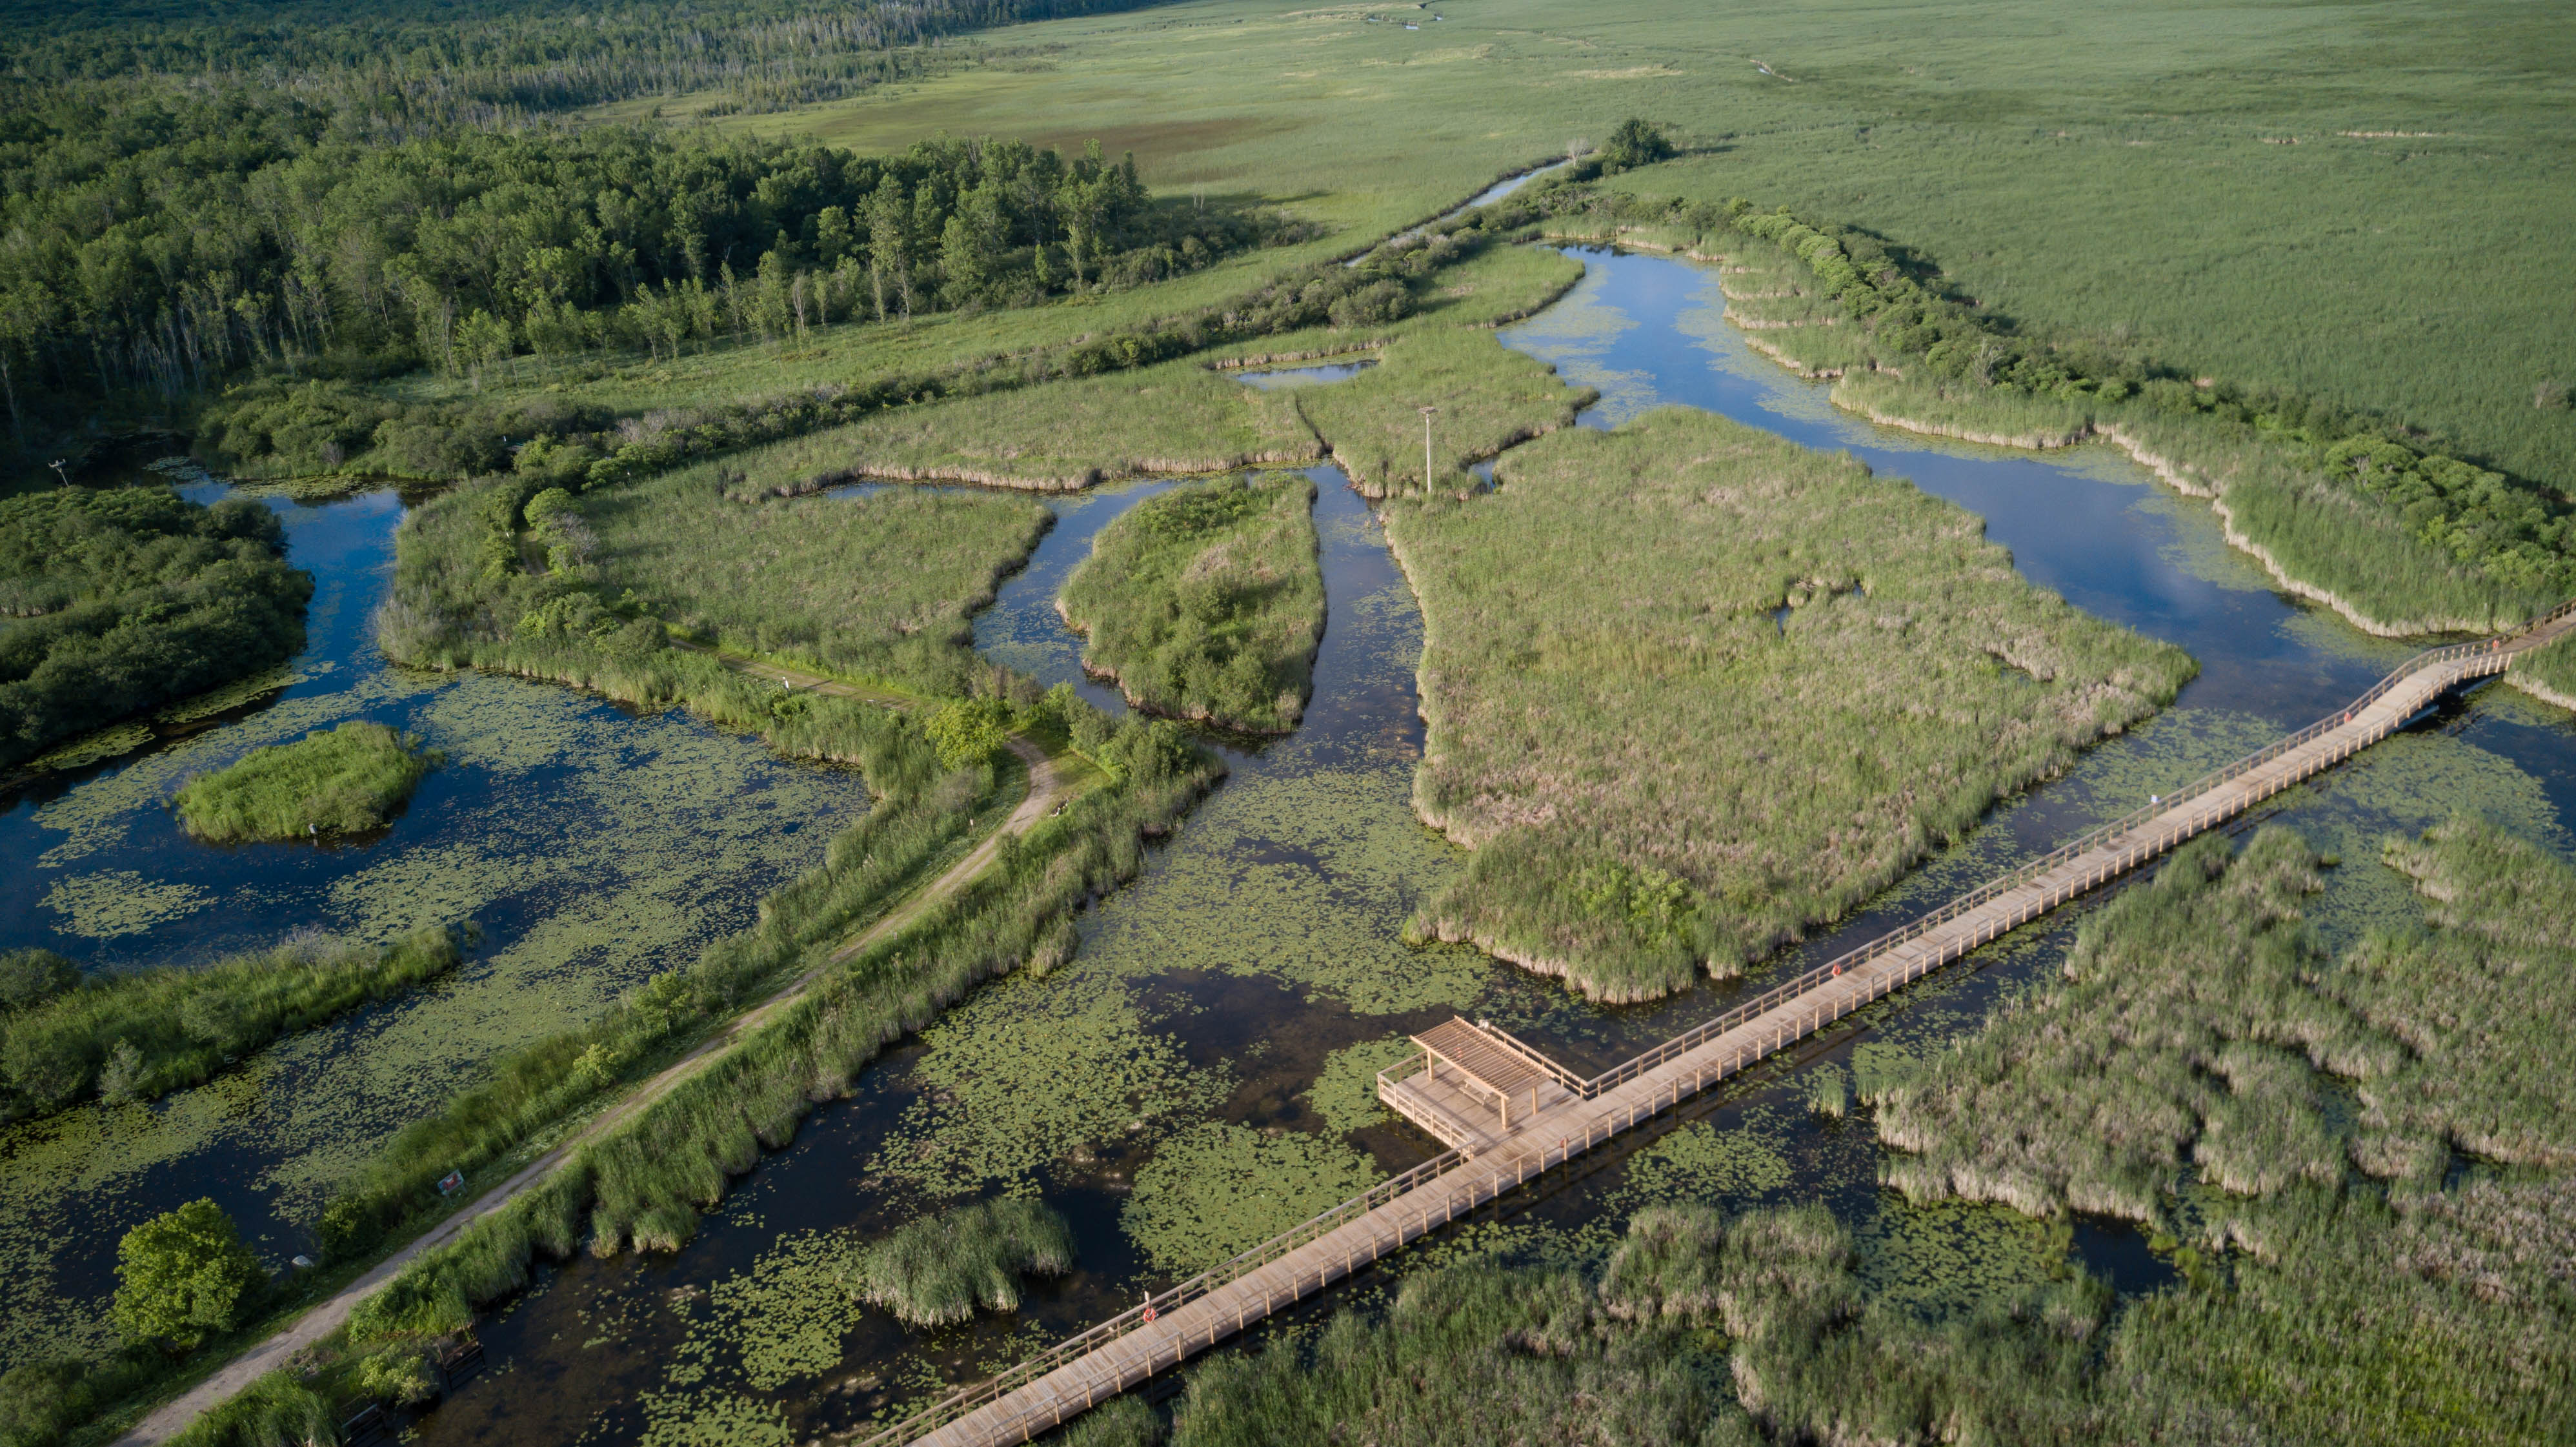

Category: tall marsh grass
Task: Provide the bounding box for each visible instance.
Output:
[389,468,1049,700]
[1861,818,2576,1443]
[1059,472,1322,733]
[0,927,460,1122]
[1386,407,2193,1000]
[1298,326,1596,498]
[1533,185,2573,633]
[858,1198,1074,1327]
[172,720,441,842]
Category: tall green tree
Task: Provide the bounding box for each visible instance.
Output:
[111,1199,266,1351]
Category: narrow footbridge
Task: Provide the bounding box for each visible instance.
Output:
[861,602,2576,1447]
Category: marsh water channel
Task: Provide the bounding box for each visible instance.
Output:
[6,242,2571,1441]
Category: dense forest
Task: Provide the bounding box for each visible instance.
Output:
[0,0,1169,118]
[0,485,307,769]
[0,0,1229,468]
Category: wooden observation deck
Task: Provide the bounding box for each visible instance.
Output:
[1379,1018,1580,1153]
[859,600,2576,1447]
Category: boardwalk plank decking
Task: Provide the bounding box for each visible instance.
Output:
[870,603,2576,1447]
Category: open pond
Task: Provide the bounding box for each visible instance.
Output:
[22,241,2572,1441]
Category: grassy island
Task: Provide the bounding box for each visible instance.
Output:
[173,722,441,842]
[0,928,461,1122]
[0,487,310,772]
[858,1198,1074,1328]
[1059,472,1323,732]
[1386,407,2195,1001]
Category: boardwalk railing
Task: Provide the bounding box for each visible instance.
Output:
[855,1148,1461,1446]
[858,598,2575,1447]
[1575,601,2576,1100]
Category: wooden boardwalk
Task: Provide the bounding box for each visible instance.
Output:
[866,602,2576,1447]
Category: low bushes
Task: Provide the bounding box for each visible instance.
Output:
[1060,472,1323,732]
[1388,407,2193,1000]
[0,927,461,1122]
[856,1198,1074,1327]
[0,486,310,771]
[172,720,441,841]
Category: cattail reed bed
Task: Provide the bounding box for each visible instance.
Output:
[1384,406,2193,1002]
[1125,820,2576,1445]
[858,1199,1075,1328]
[0,927,461,1123]
[1059,472,1323,733]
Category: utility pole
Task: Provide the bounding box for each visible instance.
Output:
[1419,406,1438,495]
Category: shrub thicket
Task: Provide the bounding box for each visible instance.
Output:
[0,486,308,769]
[172,720,441,841]
[1060,472,1323,732]
[1389,407,2193,1000]
[0,927,459,1122]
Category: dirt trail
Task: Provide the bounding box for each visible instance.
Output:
[116,658,1069,1447]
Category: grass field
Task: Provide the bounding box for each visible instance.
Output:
[683,357,1320,496]
[1059,472,1323,732]
[683,0,2574,507]
[1385,406,2193,1000]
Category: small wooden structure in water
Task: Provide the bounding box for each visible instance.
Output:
[1382,1018,1576,1149]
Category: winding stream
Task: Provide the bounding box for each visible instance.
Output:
[8,240,2570,1438]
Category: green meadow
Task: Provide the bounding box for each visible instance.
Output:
[700,0,2575,502]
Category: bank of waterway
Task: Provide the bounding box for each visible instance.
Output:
[394,247,2573,1445]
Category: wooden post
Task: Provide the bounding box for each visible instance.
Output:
[1420,406,1438,493]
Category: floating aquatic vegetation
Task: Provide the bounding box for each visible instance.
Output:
[1853,1197,2069,1317]
[1120,1121,1381,1275]
[40,871,215,939]
[872,974,1227,1199]
[1611,1117,1793,1209]
[1081,763,1491,1016]
[1300,1036,1417,1138]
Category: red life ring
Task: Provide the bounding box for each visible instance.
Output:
[1141,1305,1158,1324]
